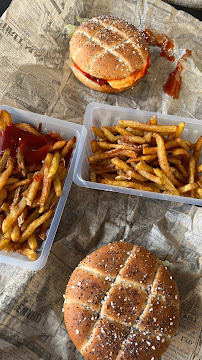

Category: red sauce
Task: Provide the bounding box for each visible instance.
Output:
[163,49,192,99]
[74,62,109,86]
[0,124,60,166]
[142,29,175,62]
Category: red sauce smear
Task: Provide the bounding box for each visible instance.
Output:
[74,62,109,86]
[0,124,61,166]
[163,49,192,99]
[142,29,175,62]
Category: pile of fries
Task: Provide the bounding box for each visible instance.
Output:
[0,110,76,260]
[89,116,202,200]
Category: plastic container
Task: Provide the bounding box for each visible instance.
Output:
[74,102,202,206]
[0,105,82,270]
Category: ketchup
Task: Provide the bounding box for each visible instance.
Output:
[74,62,109,86]
[163,50,192,99]
[142,29,175,62]
[0,124,60,166]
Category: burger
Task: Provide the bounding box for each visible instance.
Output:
[68,15,150,93]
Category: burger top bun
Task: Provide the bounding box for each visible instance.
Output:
[64,242,180,360]
[69,16,150,92]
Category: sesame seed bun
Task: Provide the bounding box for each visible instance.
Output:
[64,242,180,360]
[69,15,150,93]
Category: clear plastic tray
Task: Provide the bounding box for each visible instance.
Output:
[0,105,82,270]
[74,102,202,206]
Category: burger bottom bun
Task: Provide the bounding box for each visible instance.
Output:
[71,65,140,93]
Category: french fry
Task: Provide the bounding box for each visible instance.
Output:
[101,126,121,143]
[92,126,105,139]
[101,179,157,192]
[149,116,157,125]
[2,197,27,233]
[47,151,60,179]
[119,120,177,133]
[20,209,53,243]
[121,135,146,144]
[153,168,180,196]
[53,175,62,196]
[49,140,67,152]
[0,227,12,250]
[38,153,53,207]
[193,136,202,173]
[143,140,178,155]
[0,188,7,206]
[26,171,43,206]
[1,202,10,212]
[17,247,38,261]
[177,183,198,195]
[61,136,76,158]
[18,207,28,227]
[89,149,137,163]
[16,147,26,177]
[126,154,158,163]
[114,125,133,136]
[0,111,7,131]
[196,188,202,199]
[198,164,202,173]
[153,133,181,187]
[2,110,13,125]
[91,140,100,153]
[38,218,52,240]
[111,157,146,182]
[125,127,144,136]
[168,157,188,178]
[90,169,97,182]
[21,208,39,232]
[0,149,10,172]
[0,157,14,192]
[167,148,191,160]
[188,157,196,197]
[15,123,42,136]
[7,178,31,192]
[97,142,138,151]
[135,162,164,185]
[10,187,22,210]
[175,122,185,138]
[11,223,21,242]
[27,233,38,250]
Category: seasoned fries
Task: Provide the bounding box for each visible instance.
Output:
[0,109,76,260]
[88,116,202,201]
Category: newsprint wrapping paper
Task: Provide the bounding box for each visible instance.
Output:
[0,0,202,359]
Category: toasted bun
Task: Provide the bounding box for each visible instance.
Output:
[69,15,149,92]
[64,242,180,360]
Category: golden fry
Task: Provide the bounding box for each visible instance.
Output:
[11,223,21,242]
[0,157,14,192]
[153,133,181,187]
[2,110,13,125]
[91,140,99,153]
[97,141,138,151]
[0,149,10,172]
[2,197,27,233]
[101,179,156,192]
[27,233,38,250]
[38,153,53,207]
[90,169,97,182]
[111,157,146,182]
[153,168,180,196]
[21,208,39,232]
[193,136,202,172]
[0,188,7,206]
[61,136,76,158]
[15,123,42,136]
[0,227,12,250]
[198,164,202,173]
[8,178,31,192]
[119,120,177,133]
[178,183,198,195]
[175,122,185,138]
[89,148,137,163]
[0,111,6,131]
[188,157,196,197]
[16,148,26,177]
[53,175,62,196]
[20,209,53,243]
[17,247,38,261]
[92,126,105,139]
[47,151,60,179]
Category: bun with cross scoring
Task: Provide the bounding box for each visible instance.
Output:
[64,241,179,360]
[69,16,150,93]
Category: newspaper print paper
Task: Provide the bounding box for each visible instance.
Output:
[0,0,202,359]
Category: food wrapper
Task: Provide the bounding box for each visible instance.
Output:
[0,0,202,359]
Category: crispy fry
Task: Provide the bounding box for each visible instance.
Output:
[198,164,202,173]
[119,120,177,133]
[47,151,60,179]
[143,140,178,155]
[153,168,180,196]
[0,188,7,206]
[0,157,14,192]
[0,149,10,172]
[91,140,100,153]
[167,148,191,160]
[15,123,42,136]
[38,153,53,207]
[49,140,67,152]
[61,136,76,158]
[90,169,97,182]
[27,233,38,250]
[175,122,185,138]
[20,209,53,243]
[16,147,26,177]
[11,223,21,242]
[135,162,164,185]
[0,111,6,131]
[101,126,121,143]
[168,157,188,178]
[188,157,196,197]
[92,126,105,139]
[121,135,145,144]
[89,149,137,163]
[114,125,133,136]
[21,208,39,232]
[149,116,157,125]
[18,207,29,227]
[0,227,12,250]
[153,133,181,187]
[196,188,202,199]
[8,178,31,192]
[101,179,157,192]
[111,157,146,182]
[193,136,202,173]
[126,154,158,163]
[2,197,27,233]
[2,110,13,125]
[17,247,38,261]
[1,202,10,212]
[178,183,198,195]
[53,175,62,196]
[125,127,144,136]
[26,171,43,206]
[97,141,138,151]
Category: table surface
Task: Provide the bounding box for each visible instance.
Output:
[0,0,201,19]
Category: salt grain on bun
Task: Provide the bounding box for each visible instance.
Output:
[69,15,150,93]
[64,241,179,360]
